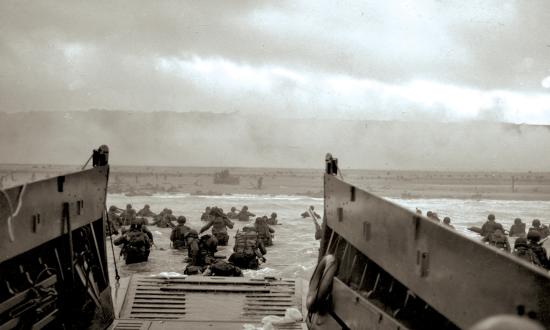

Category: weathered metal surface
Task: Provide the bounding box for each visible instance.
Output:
[0,166,109,263]
[111,319,306,330]
[324,173,550,328]
[119,275,304,326]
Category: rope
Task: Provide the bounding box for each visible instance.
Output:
[1,184,26,242]
[81,153,93,170]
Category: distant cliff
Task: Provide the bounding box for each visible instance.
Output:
[0,110,549,171]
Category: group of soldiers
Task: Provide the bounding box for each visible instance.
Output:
[107,203,279,277]
[416,209,455,229]
[478,214,550,269]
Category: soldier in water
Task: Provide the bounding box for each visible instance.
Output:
[229,226,266,270]
[238,205,255,222]
[527,230,550,269]
[266,212,278,225]
[227,207,239,219]
[480,214,504,237]
[529,219,550,239]
[443,217,454,229]
[200,207,234,246]
[137,204,156,217]
[254,217,275,247]
[201,207,212,221]
[509,218,526,237]
[170,216,191,249]
[483,228,511,252]
[107,205,123,235]
[114,223,151,264]
[120,204,137,226]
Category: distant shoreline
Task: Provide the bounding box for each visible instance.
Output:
[2,164,549,202]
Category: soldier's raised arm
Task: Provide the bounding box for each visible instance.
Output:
[200,220,214,234]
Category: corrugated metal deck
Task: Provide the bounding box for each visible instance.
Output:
[113,275,305,329]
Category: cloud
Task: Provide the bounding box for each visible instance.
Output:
[1,0,549,124]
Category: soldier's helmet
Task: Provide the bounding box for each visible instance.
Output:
[514,218,522,224]
[231,207,236,212]
[532,219,541,227]
[144,204,150,208]
[167,209,173,214]
[109,205,118,212]
[271,212,277,218]
[185,229,199,239]
[527,230,541,242]
[426,211,433,217]
[177,216,186,224]
[488,214,495,221]
[309,205,315,210]
[205,206,211,211]
[443,217,451,224]
[514,237,528,248]
[243,226,255,232]
[254,217,262,224]
[242,205,248,210]
[127,203,132,209]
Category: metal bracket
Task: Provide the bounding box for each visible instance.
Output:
[416,250,430,277]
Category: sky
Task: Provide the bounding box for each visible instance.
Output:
[1,1,550,124]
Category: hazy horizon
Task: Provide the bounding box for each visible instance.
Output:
[1,2,550,171]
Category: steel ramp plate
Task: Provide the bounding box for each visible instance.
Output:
[118,275,304,328]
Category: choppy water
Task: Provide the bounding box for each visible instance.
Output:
[106,193,550,283]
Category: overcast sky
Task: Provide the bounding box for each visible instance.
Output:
[1,1,550,123]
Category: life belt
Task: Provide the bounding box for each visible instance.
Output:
[306,254,338,313]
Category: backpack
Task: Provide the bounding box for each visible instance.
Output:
[514,247,541,266]
[124,231,150,256]
[234,230,257,256]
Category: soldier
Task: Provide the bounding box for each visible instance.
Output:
[200,207,234,246]
[513,237,541,267]
[227,207,239,219]
[426,211,441,222]
[120,204,137,226]
[527,230,550,269]
[170,216,191,249]
[238,205,255,222]
[184,230,218,274]
[509,218,526,237]
[114,224,151,264]
[137,204,156,217]
[443,217,454,229]
[152,209,176,228]
[480,214,504,237]
[107,205,123,235]
[302,205,320,219]
[267,212,278,225]
[201,207,212,221]
[254,217,275,247]
[529,219,550,239]
[229,226,266,270]
[483,229,511,252]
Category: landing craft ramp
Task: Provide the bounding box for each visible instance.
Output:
[112,275,305,329]
[307,156,550,329]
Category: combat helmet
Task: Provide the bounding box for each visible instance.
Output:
[532,219,541,227]
[527,230,541,243]
[177,216,186,224]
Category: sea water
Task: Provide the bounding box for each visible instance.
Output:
[106,193,550,282]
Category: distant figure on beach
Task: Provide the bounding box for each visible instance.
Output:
[480,214,504,237]
[529,219,550,239]
[238,205,255,222]
[200,207,234,245]
[152,209,176,228]
[137,204,156,217]
[509,218,526,237]
[227,207,239,219]
[201,207,212,221]
[443,217,454,229]
[257,176,263,190]
[267,212,278,225]
[301,205,321,219]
